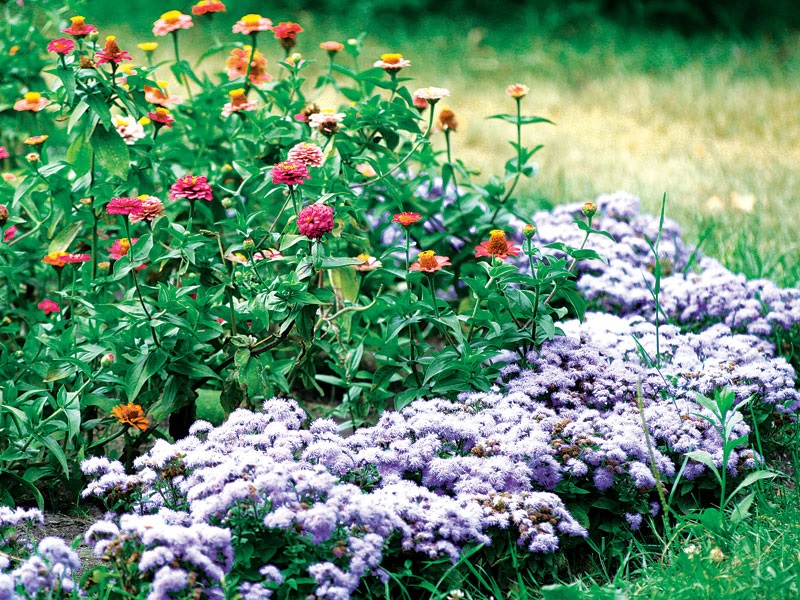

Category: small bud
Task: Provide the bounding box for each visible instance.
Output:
[101,353,115,367]
[242,237,255,252]
[582,202,597,218]
[25,152,40,163]
[86,30,99,42]
[14,350,24,359]
[522,224,536,239]
[0,204,8,226]
[220,198,233,209]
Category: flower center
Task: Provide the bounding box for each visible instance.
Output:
[357,253,371,262]
[242,14,262,26]
[417,250,437,270]
[485,230,509,254]
[70,16,86,26]
[381,53,403,64]
[161,10,182,24]
[24,92,41,101]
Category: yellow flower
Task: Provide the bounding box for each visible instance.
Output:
[138,42,158,52]
[111,402,150,431]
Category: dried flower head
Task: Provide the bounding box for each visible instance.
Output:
[297,203,334,240]
[439,107,458,132]
[111,402,150,431]
[308,110,345,136]
[410,250,451,273]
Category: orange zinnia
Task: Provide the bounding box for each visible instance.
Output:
[409,250,450,273]
[111,402,150,431]
[392,212,422,227]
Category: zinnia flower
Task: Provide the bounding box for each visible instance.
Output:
[297,203,334,240]
[148,107,175,128]
[353,253,382,272]
[138,42,158,52]
[392,212,422,227]
[144,82,181,107]
[42,251,91,267]
[308,110,345,136]
[438,107,458,132]
[169,175,213,201]
[320,41,344,54]
[129,195,165,223]
[23,135,48,146]
[112,115,146,145]
[287,142,324,167]
[0,147,8,160]
[106,197,144,215]
[474,229,521,260]
[233,14,273,35]
[192,0,226,15]
[221,88,257,117]
[273,22,303,49]
[95,36,133,65]
[253,248,282,261]
[506,83,530,99]
[226,46,271,85]
[0,205,8,226]
[272,161,310,186]
[14,92,50,112]
[409,250,450,273]
[38,299,61,315]
[111,402,150,431]
[25,153,39,163]
[3,225,17,243]
[374,53,411,72]
[61,16,97,38]
[109,237,137,260]
[413,87,450,105]
[355,163,377,178]
[47,38,75,55]
[153,10,193,36]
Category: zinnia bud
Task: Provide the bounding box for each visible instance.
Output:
[221,198,233,209]
[523,224,536,239]
[582,202,597,218]
[101,353,115,367]
[242,237,256,252]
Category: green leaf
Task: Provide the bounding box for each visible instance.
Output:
[319,256,365,269]
[91,124,130,180]
[37,434,69,478]
[488,114,555,126]
[47,221,84,254]
[126,348,168,402]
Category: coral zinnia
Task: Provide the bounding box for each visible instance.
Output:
[14,92,50,112]
[42,251,91,267]
[392,212,422,227]
[374,53,411,72]
[320,41,344,54]
[111,402,150,431]
[272,161,310,186]
[169,175,214,201]
[409,250,451,273]
[221,88,257,117]
[474,229,521,260]
[192,0,226,15]
[273,22,303,49]
[297,203,334,240]
[106,197,144,216]
[506,83,530,99]
[95,36,133,65]
[226,46,271,86]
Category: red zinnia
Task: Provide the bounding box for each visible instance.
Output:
[38,299,61,315]
[95,36,133,65]
[169,175,214,201]
[297,203,334,240]
[272,160,310,186]
[409,250,451,273]
[106,197,144,216]
[392,212,422,227]
[273,22,303,49]
[474,229,521,260]
[148,107,175,128]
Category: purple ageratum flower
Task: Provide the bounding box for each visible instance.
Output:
[625,512,643,531]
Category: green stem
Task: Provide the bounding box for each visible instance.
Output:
[243,33,258,95]
[501,97,524,204]
[171,31,193,100]
[124,220,161,348]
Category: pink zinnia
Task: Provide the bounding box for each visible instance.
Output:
[0,146,8,160]
[106,197,144,216]
[232,14,273,35]
[3,225,17,243]
[95,36,133,65]
[272,161,310,186]
[273,22,303,49]
[129,195,165,224]
[47,38,75,55]
[38,299,61,315]
[170,175,214,201]
[61,16,97,38]
[109,237,138,260]
[409,250,451,273]
[474,230,521,260]
[297,203,334,240]
[62,253,91,264]
[153,11,193,36]
[286,143,323,168]
[148,107,175,128]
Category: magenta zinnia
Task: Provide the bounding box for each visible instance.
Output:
[61,16,97,38]
[297,203,334,240]
[106,197,144,216]
[272,161,310,186]
[169,175,214,201]
[38,299,61,315]
[47,38,75,55]
[474,229,521,260]
[95,36,133,65]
